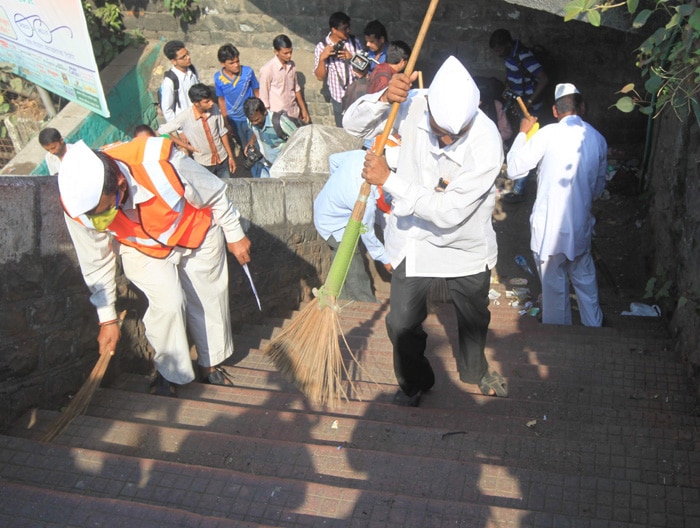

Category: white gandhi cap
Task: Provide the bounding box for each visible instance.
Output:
[58,140,106,218]
[427,56,480,135]
[554,83,580,101]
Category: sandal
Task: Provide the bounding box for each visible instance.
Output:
[478,371,508,398]
[205,366,234,387]
[150,373,178,398]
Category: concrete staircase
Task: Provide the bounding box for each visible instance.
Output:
[2,280,699,527]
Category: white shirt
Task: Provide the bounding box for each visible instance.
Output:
[506,114,607,260]
[160,67,200,122]
[63,149,245,323]
[313,150,388,264]
[343,90,503,277]
[45,143,73,175]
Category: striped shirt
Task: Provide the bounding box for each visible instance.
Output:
[314,33,363,103]
[504,40,543,104]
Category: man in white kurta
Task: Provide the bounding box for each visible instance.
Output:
[58,139,251,395]
[506,83,607,326]
[343,56,507,405]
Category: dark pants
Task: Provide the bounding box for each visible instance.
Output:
[331,99,344,127]
[386,261,491,396]
[205,158,231,179]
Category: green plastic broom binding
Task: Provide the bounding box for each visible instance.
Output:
[315,217,364,309]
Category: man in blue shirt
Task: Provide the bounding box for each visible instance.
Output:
[363,20,389,73]
[314,150,392,302]
[243,97,298,178]
[214,44,259,162]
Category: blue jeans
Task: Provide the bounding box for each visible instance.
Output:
[205,159,231,179]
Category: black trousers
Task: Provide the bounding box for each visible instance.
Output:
[386,261,491,396]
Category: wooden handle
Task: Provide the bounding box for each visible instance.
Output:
[351,0,441,223]
[516,96,532,119]
[369,0,440,157]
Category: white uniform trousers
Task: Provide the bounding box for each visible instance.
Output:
[534,250,603,327]
[120,225,233,384]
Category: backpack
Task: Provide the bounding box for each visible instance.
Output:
[157,65,198,113]
[271,110,307,141]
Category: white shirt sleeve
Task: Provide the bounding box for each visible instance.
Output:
[64,213,119,323]
[170,151,247,243]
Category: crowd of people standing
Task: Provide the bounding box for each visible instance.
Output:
[41,12,609,406]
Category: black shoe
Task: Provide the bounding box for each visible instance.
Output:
[393,389,422,407]
[149,373,177,397]
[204,366,235,386]
[500,191,524,203]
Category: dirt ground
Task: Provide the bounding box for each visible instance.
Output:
[491,145,652,322]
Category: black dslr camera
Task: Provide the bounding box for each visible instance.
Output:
[331,39,346,56]
[243,143,263,170]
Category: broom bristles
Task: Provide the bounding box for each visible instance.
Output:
[265,298,348,405]
[42,350,113,442]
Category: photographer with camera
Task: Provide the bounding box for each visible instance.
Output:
[313,11,363,126]
[242,97,298,178]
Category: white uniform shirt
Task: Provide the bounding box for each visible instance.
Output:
[160,67,200,123]
[343,90,503,278]
[63,149,246,323]
[506,114,607,260]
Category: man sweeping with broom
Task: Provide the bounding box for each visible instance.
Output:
[58,137,251,398]
[343,56,508,406]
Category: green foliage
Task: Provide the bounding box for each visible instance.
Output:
[82,1,145,69]
[564,0,700,126]
[164,0,201,24]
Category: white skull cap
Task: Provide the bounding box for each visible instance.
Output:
[554,83,580,101]
[427,56,480,135]
[58,140,105,217]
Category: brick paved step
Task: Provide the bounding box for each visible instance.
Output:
[2,434,654,528]
[226,334,696,420]
[12,378,697,488]
[5,410,696,526]
[0,479,269,528]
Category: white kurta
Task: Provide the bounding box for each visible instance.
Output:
[343,90,503,278]
[506,114,607,260]
[506,114,607,326]
[63,149,246,383]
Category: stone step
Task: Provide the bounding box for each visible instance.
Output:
[12,374,697,489]
[0,479,270,528]
[1,434,644,527]
[7,404,695,524]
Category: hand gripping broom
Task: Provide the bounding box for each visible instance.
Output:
[264,0,441,406]
[42,311,126,442]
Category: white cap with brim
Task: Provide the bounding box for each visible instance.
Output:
[427,56,480,135]
[58,140,105,218]
[554,83,580,101]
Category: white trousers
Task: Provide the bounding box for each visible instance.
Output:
[534,250,603,327]
[120,226,233,384]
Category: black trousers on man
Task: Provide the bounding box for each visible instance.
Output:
[386,261,491,397]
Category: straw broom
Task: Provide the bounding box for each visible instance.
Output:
[42,311,126,442]
[265,0,441,406]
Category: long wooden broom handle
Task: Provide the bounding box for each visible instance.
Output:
[516,96,533,119]
[350,0,440,222]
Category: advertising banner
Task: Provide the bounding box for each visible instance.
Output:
[0,0,110,117]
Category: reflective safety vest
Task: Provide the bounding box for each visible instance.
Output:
[73,137,212,258]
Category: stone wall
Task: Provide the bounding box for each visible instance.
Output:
[121,0,647,146]
[648,112,700,392]
[0,176,333,431]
